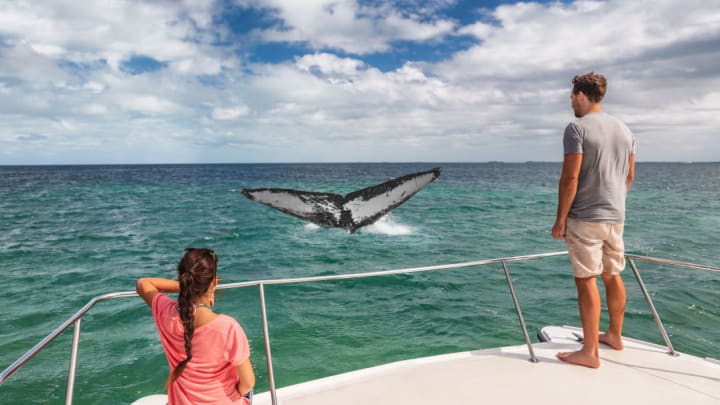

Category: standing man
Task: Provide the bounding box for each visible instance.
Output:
[552,72,636,368]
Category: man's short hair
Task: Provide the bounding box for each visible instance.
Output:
[572,72,607,103]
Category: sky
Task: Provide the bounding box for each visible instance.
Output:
[1,0,719,164]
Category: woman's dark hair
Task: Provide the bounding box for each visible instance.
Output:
[169,248,218,385]
[572,72,607,103]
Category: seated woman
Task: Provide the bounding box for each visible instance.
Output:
[137,248,255,404]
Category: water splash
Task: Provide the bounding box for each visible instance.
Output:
[360,215,413,235]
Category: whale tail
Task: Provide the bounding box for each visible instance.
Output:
[241,167,441,233]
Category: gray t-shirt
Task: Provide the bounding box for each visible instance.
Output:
[564,111,636,223]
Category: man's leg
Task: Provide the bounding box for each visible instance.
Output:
[600,272,625,350]
[557,276,601,368]
[599,223,627,350]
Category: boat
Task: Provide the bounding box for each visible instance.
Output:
[2,252,718,404]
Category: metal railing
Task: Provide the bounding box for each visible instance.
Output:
[1,252,718,405]
[625,254,720,357]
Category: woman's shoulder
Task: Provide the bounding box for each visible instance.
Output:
[205,314,246,336]
[214,313,242,328]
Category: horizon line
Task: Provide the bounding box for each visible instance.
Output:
[2,160,719,167]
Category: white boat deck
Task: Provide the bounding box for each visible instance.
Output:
[246,326,719,405]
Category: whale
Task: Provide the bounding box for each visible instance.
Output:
[241,167,441,233]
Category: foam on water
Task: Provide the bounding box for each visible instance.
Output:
[304,223,321,231]
[302,215,412,235]
[360,215,413,235]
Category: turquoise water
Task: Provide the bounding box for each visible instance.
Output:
[1,162,718,404]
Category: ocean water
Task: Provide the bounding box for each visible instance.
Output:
[1,162,718,404]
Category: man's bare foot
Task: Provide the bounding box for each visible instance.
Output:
[599,332,624,350]
[556,350,600,368]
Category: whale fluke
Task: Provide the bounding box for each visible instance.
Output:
[241,167,441,233]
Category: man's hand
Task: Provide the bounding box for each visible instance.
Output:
[552,219,567,240]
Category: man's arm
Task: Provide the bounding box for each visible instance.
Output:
[626,153,635,192]
[136,278,180,307]
[552,153,583,240]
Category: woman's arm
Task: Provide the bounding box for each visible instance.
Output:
[234,358,256,397]
[136,278,180,307]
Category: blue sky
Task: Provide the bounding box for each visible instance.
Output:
[1,0,719,164]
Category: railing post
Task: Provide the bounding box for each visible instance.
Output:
[65,318,82,405]
[626,256,678,356]
[258,283,278,405]
[501,260,538,363]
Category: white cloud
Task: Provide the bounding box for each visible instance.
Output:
[84,81,106,94]
[0,0,719,164]
[242,0,456,54]
[437,0,720,79]
[82,103,109,115]
[457,21,494,40]
[0,0,232,73]
[296,53,366,77]
[212,106,251,120]
[56,119,76,131]
[29,43,65,57]
[120,95,182,115]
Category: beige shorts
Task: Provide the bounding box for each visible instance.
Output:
[565,219,626,278]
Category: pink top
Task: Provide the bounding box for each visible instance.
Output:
[152,293,251,405]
